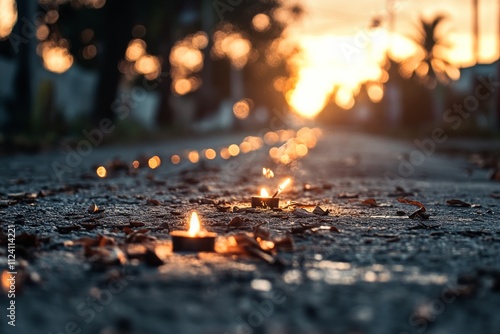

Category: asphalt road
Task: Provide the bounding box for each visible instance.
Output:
[0,128,499,334]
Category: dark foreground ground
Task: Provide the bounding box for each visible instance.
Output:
[0,128,499,334]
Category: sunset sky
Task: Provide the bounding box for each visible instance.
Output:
[285,0,500,118]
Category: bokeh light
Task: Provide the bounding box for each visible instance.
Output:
[148,156,161,169]
[96,166,107,178]
[171,155,181,164]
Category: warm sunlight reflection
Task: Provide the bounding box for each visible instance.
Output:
[0,0,17,39]
[286,31,387,117]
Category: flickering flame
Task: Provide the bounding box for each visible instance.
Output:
[260,188,270,197]
[275,178,291,196]
[262,168,274,179]
[188,212,201,237]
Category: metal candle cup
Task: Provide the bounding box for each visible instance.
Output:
[171,212,217,252]
[251,196,279,209]
[171,231,217,252]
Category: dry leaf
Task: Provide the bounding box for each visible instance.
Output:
[312,205,329,216]
[228,217,247,228]
[361,198,378,207]
[293,208,315,218]
[446,199,471,207]
[409,207,430,220]
[146,199,160,206]
[129,221,145,227]
[397,198,426,211]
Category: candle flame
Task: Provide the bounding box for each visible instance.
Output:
[188,211,201,237]
[260,188,270,197]
[262,167,274,179]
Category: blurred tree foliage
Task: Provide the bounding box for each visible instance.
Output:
[0,0,301,141]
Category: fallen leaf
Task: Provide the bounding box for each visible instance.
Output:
[446,199,471,207]
[291,222,322,234]
[408,207,430,220]
[312,205,329,216]
[228,217,247,228]
[56,225,81,234]
[217,206,232,212]
[146,199,160,206]
[361,198,378,207]
[398,198,426,211]
[293,208,315,218]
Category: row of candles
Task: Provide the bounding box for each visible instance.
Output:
[172,177,291,252]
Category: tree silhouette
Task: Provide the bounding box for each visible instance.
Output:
[403,14,454,88]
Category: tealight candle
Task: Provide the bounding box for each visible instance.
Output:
[251,188,279,209]
[171,212,217,252]
[251,178,291,209]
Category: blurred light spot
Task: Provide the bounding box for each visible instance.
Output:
[367,84,384,103]
[239,141,251,153]
[135,54,161,78]
[148,156,161,169]
[191,31,209,49]
[280,154,291,164]
[252,13,271,32]
[45,10,59,24]
[41,42,74,73]
[250,279,272,292]
[335,88,355,110]
[233,99,250,119]
[0,0,17,39]
[132,160,140,169]
[188,151,200,163]
[264,131,279,145]
[295,144,308,157]
[36,25,49,41]
[171,154,181,164]
[205,148,216,160]
[220,148,231,160]
[269,147,279,159]
[132,25,146,38]
[171,44,203,72]
[81,28,94,44]
[212,25,252,69]
[126,39,146,61]
[247,137,263,150]
[173,79,191,96]
[364,271,377,282]
[262,167,274,178]
[96,166,107,178]
[83,44,97,60]
[283,269,302,285]
[228,144,240,156]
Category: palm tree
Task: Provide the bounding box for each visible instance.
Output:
[402,14,455,88]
